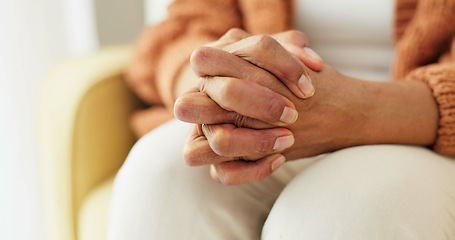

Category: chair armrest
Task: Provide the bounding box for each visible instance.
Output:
[37,46,143,240]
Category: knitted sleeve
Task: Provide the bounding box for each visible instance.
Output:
[393,0,455,79]
[393,0,455,156]
[126,0,242,107]
[405,61,455,156]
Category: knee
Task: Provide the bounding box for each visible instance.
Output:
[117,133,177,185]
[110,121,198,209]
[116,120,192,182]
[263,145,455,239]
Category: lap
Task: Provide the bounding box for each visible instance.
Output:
[264,145,455,239]
[108,121,455,239]
[108,120,313,239]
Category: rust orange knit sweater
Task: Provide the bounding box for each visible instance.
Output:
[127,0,455,156]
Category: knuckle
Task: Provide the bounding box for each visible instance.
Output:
[282,62,303,84]
[183,145,200,166]
[284,30,309,46]
[256,135,274,155]
[210,131,231,156]
[224,28,246,41]
[184,142,220,166]
[173,97,189,120]
[217,78,239,111]
[234,114,253,128]
[190,46,212,70]
[255,34,279,50]
[273,57,302,80]
[263,94,286,123]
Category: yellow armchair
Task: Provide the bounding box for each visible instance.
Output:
[37,46,143,240]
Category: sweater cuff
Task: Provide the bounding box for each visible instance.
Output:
[156,35,215,109]
[406,63,455,156]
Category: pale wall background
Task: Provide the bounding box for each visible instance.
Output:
[0,0,151,239]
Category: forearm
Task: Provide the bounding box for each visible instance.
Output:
[356,79,438,147]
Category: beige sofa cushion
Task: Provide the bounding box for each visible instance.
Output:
[78,176,114,240]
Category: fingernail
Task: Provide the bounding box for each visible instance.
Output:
[298,73,315,98]
[304,47,322,62]
[280,107,298,124]
[271,155,286,172]
[273,135,295,151]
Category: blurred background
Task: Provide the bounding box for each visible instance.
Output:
[0,0,170,239]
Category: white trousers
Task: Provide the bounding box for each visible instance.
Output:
[108,120,455,240]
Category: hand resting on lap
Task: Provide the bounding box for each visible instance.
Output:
[174,30,438,185]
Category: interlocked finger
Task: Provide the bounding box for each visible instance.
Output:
[211,154,286,185]
[272,30,323,72]
[201,123,294,157]
[184,125,263,166]
[205,28,251,49]
[223,34,315,99]
[190,46,298,126]
[183,123,294,167]
[174,89,272,129]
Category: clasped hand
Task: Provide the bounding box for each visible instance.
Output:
[175,29,364,185]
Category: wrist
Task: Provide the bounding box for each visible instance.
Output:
[355,79,438,147]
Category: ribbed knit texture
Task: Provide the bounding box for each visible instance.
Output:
[127,0,455,156]
[126,0,242,106]
[393,0,455,155]
[394,0,418,42]
[405,63,455,155]
[393,0,455,78]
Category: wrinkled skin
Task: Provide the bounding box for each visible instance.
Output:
[174,29,438,185]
